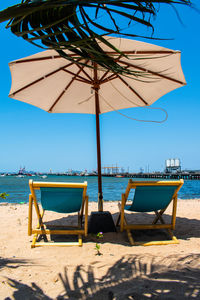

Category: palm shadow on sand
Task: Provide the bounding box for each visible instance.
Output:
[4,254,200,299]
[5,254,200,300]
[0,257,31,270]
[57,254,200,299]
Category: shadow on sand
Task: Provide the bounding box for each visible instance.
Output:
[0,257,31,270]
[39,210,200,245]
[4,254,200,299]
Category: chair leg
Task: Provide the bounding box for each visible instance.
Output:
[30,209,48,247]
[80,196,86,226]
[154,210,165,225]
[167,229,179,244]
[152,208,165,224]
[38,210,48,242]
[126,229,134,245]
[78,235,82,247]
[31,233,38,248]
[120,202,125,233]
[28,195,33,236]
[84,196,88,237]
[123,216,135,245]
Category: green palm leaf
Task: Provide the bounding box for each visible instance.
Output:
[0,0,192,75]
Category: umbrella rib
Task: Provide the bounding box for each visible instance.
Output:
[105,50,178,55]
[10,54,81,64]
[99,69,111,83]
[75,78,92,84]
[10,60,81,96]
[99,54,129,84]
[99,54,124,83]
[48,63,88,112]
[62,68,91,84]
[76,64,93,82]
[119,59,186,85]
[9,51,177,65]
[101,64,129,84]
[101,74,118,84]
[116,74,148,106]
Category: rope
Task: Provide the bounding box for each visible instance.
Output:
[97,88,168,123]
[76,66,168,123]
[78,93,94,105]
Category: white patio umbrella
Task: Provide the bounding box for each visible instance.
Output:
[8,37,186,212]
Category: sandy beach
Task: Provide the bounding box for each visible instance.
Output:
[0,199,200,299]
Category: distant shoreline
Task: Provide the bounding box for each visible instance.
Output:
[1,172,200,180]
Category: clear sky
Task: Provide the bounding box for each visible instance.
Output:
[0,1,199,173]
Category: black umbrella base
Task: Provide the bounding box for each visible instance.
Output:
[88,211,117,234]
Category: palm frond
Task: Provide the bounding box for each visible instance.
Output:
[0,0,192,75]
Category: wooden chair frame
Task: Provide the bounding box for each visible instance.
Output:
[28,180,88,248]
[116,179,184,246]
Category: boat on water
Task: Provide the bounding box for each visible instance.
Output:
[17,166,36,177]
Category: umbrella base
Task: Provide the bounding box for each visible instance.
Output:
[88,211,116,233]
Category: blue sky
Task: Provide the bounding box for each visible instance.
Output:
[0,1,199,173]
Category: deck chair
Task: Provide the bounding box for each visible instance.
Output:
[116,179,184,246]
[28,180,88,248]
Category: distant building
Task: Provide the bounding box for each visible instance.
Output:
[165,158,181,173]
[102,164,119,175]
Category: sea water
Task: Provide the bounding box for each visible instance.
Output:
[0,175,200,204]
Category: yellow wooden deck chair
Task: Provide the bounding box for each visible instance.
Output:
[116,179,184,246]
[28,180,88,248]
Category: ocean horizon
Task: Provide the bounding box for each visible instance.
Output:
[1,175,200,204]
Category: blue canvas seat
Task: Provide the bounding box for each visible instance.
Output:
[28,180,88,248]
[116,179,184,246]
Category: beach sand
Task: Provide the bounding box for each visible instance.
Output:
[0,200,200,299]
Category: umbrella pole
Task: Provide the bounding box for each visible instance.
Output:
[94,65,103,212]
[88,81,116,234]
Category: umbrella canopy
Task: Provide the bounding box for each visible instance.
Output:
[8,37,186,211]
